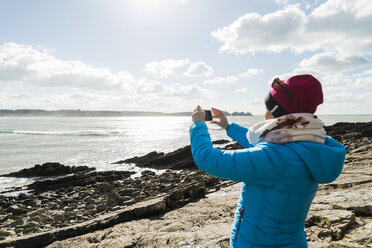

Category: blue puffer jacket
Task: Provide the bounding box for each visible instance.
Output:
[189,121,346,248]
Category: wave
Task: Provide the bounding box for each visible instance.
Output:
[0,129,125,137]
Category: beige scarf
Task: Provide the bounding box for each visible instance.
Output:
[247,113,326,145]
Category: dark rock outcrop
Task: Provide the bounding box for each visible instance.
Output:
[113,151,165,165]
[212,139,230,145]
[114,146,197,170]
[113,139,234,171]
[0,163,94,178]
[28,170,135,193]
[324,121,372,142]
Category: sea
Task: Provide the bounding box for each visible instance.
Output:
[1,115,371,194]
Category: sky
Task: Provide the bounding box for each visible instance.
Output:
[0,0,372,115]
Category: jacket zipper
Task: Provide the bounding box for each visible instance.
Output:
[235,207,244,241]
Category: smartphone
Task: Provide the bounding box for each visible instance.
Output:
[204,110,213,121]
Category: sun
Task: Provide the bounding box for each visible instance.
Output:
[109,0,179,24]
[125,0,173,15]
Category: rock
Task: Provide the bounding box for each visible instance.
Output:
[24,199,37,207]
[23,227,40,234]
[122,196,134,203]
[30,215,42,223]
[9,218,24,227]
[42,183,241,248]
[0,229,13,236]
[212,139,230,145]
[141,170,156,177]
[24,221,39,229]
[0,214,7,223]
[322,174,372,190]
[343,222,372,243]
[330,241,367,248]
[83,196,95,204]
[17,193,28,200]
[8,205,27,215]
[28,170,135,193]
[96,204,106,213]
[144,146,195,170]
[223,142,244,150]
[113,145,200,170]
[48,202,60,210]
[305,209,356,240]
[108,191,124,204]
[361,126,372,137]
[0,228,15,240]
[1,163,95,177]
[324,122,372,140]
[113,151,165,165]
[314,183,372,217]
[53,212,65,224]
[100,183,114,192]
[158,222,184,232]
[28,209,54,223]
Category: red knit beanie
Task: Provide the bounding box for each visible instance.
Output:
[269,74,323,115]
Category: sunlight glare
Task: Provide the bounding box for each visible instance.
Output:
[125,0,174,17]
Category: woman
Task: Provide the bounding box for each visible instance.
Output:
[189,74,346,247]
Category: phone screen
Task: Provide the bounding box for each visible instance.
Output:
[204,110,212,121]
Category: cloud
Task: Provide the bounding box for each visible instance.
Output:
[211,0,372,55]
[0,81,217,112]
[275,0,288,5]
[318,73,354,86]
[235,87,247,93]
[239,68,263,78]
[0,43,219,111]
[183,61,213,77]
[9,92,35,99]
[0,42,136,92]
[197,68,262,86]
[136,78,216,98]
[201,68,262,85]
[295,52,369,74]
[352,68,372,89]
[355,76,372,89]
[0,91,135,111]
[325,92,354,102]
[211,5,306,54]
[310,0,372,19]
[323,86,349,93]
[144,58,190,77]
[203,76,238,85]
[244,98,264,105]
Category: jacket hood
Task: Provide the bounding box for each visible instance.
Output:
[286,136,346,184]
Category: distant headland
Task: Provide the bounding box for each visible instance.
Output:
[0,109,252,117]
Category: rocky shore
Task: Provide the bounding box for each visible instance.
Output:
[0,122,371,248]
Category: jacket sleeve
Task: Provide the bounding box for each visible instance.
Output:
[190,121,280,186]
[226,123,254,148]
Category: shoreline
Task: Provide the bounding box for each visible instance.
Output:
[0,121,371,247]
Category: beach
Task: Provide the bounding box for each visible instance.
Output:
[2,0,372,246]
[0,121,371,247]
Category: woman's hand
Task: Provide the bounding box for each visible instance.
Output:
[211,108,229,130]
[192,105,205,122]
